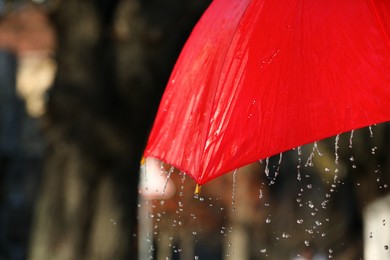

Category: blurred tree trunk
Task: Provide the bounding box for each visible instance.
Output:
[28,0,209,259]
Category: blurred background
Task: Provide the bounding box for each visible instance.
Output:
[0,0,389,259]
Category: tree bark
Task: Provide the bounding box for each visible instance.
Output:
[28,0,209,259]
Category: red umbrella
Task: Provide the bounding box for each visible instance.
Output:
[144,0,390,186]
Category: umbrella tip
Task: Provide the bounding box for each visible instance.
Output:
[194,183,202,195]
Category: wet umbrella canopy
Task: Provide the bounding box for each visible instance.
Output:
[144,0,390,185]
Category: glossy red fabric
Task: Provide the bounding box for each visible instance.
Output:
[144,0,390,185]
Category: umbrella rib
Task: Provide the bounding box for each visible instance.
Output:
[198,0,257,183]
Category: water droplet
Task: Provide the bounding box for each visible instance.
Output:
[385,245,389,250]
[369,232,373,239]
[265,158,270,177]
[231,169,238,212]
[297,219,304,224]
[275,153,283,175]
[349,130,354,148]
[260,248,267,253]
[162,166,175,196]
[265,218,271,224]
[194,256,199,260]
[334,134,340,165]
[315,220,322,226]
[306,229,313,234]
[304,240,310,246]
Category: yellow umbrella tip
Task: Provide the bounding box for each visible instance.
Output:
[194,184,202,195]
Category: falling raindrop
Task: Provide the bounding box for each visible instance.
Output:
[329,248,334,259]
[334,134,340,166]
[274,153,283,177]
[305,142,322,167]
[349,130,354,148]
[259,189,263,199]
[162,166,175,196]
[265,157,270,177]
[306,229,314,234]
[369,125,374,137]
[231,169,238,212]
[297,146,302,181]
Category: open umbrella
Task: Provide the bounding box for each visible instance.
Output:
[144,0,390,186]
